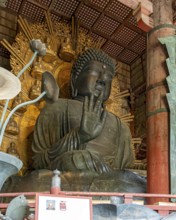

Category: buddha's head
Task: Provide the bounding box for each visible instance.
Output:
[71,48,115,102]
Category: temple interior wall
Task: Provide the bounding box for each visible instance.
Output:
[131,55,147,160]
[116,61,130,91]
[0,8,17,70]
[131,55,146,139]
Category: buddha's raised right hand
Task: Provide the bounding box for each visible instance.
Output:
[78,92,107,144]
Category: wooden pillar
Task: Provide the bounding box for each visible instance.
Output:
[147,0,174,204]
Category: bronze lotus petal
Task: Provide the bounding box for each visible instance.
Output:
[30,39,46,56]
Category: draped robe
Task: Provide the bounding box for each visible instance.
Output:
[32,99,134,173]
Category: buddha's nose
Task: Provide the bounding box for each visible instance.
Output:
[96,78,105,86]
[97,71,106,84]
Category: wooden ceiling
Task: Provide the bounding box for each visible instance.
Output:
[1,0,147,65]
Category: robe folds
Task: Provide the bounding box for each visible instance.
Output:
[32,99,134,173]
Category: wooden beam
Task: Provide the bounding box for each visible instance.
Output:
[133,3,153,32]
[117,0,153,15]
[27,0,48,10]
[18,0,28,14]
[48,0,55,11]
[117,0,153,32]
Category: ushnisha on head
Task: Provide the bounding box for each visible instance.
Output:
[71,48,116,102]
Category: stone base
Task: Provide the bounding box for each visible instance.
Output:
[2,169,146,194]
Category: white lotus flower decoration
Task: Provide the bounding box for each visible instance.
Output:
[0,67,21,100]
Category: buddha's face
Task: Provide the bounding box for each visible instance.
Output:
[75,60,113,102]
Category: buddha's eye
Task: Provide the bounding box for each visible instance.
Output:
[103,73,113,81]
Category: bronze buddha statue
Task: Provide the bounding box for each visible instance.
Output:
[32,48,134,173]
[2,49,146,194]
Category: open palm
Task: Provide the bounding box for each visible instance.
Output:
[79,92,107,143]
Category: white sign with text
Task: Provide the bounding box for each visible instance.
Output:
[36,194,92,220]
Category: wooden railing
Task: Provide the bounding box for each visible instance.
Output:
[1,191,176,217]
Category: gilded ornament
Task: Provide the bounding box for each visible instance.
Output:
[6,142,20,159]
[42,36,58,63]
[12,92,27,113]
[31,57,44,80]
[29,80,41,100]
[59,37,75,62]
[6,117,19,136]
